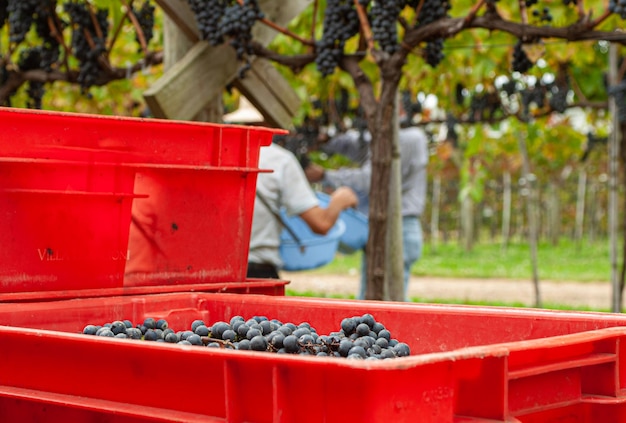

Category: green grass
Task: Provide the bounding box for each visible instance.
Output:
[300,238,613,283]
[414,238,612,282]
[285,238,616,311]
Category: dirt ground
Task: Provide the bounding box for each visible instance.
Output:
[282,271,615,311]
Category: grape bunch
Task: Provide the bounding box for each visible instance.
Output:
[520,85,546,117]
[186,0,227,45]
[414,1,451,69]
[133,0,156,51]
[17,47,44,109]
[64,2,109,92]
[186,0,262,78]
[512,40,534,73]
[82,313,412,360]
[563,0,577,5]
[33,1,61,72]
[608,81,626,124]
[315,0,359,76]
[371,0,402,54]
[548,84,569,113]
[6,1,60,71]
[7,0,37,44]
[500,78,518,97]
[219,0,264,78]
[424,37,444,68]
[219,0,263,60]
[531,7,553,23]
[415,0,452,28]
[609,0,626,19]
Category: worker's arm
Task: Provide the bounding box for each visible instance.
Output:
[299,186,357,235]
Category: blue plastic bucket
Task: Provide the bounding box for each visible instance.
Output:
[316,192,368,254]
[279,212,345,271]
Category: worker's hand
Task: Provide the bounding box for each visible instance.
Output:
[304,162,325,183]
[330,186,358,210]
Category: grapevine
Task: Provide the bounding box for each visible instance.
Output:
[0,0,160,107]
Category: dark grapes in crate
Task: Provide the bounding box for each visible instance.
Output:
[82,313,411,360]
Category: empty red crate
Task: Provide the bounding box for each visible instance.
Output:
[0,107,284,295]
[0,294,625,422]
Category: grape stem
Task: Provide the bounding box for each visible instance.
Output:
[578,0,586,18]
[107,11,127,55]
[120,0,149,56]
[589,8,613,28]
[352,0,375,52]
[47,15,71,72]
[519,0,529,27]
[86,3,105,41]
[259,16,314,46]
[81,28,113,74]
[568,67,590,103]
[200,336,236,349]
[464,0,487,25]
[414,0,425,24]
[308,0,319,54]
[234,0,314,46]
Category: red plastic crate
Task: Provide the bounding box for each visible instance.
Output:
[0,107,284,296]
[0,294,625,422]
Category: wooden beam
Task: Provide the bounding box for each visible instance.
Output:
[234,68,293,129]
[144,42,236,121]
[233,59,301,129]
[154,0,199,42]
[146,0,311,125]
[248,58,301,117]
